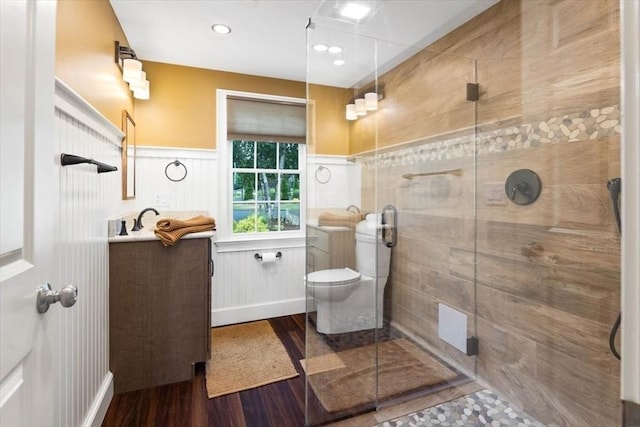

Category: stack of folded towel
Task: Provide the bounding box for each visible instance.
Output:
[154,215,216,247]
[317,212,366,228]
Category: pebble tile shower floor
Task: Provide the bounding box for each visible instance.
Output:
[376,389,544,427]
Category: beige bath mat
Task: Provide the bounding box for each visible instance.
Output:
[300,353,347,375]
[307,338,459,413]
[205,320,299,398]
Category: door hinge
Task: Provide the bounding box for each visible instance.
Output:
[466,336,479,356]
[466,83,479,102]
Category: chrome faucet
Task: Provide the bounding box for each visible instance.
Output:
[346,204,361,214]
[134,207,160,230]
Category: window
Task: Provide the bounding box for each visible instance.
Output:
[232,140,301,233]
[216,90,306,240]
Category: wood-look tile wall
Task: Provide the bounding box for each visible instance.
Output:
[356,1,621,425]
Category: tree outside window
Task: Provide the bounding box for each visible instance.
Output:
[232,140,300,233]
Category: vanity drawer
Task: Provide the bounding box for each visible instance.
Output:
[307,246,330,272]
[308,227,330,252]
[306,224,355,271]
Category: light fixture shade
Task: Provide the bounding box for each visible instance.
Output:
[355,98,367,116]
[211,24,231,34]
[128,72,147,90]
[122,58,142,83]
[133,80,150,100]
[365,92,378,110]
[346,104,357,120]
[339,3,371,21]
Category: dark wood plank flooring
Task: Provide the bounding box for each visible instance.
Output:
[103,315,307,427]
[102,314,467,427]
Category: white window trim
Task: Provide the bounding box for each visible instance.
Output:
[216,89,307,244]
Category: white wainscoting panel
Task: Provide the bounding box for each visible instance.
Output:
[54,80,124,427]
[131,147,218,216]
[129,150,356,326]
[212,245,306,326]
[307,155,361,219]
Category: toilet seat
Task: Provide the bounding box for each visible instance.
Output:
[305,268,361,286]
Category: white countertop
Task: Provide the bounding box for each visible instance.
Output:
[108,229,215,243]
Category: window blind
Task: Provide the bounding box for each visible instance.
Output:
[227,96,306,143]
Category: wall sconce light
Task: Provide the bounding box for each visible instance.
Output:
[115,41,150,100]
[355,98,367,116]
[346,103,357,120]
[365,92,378,110]
[345,85,384,121]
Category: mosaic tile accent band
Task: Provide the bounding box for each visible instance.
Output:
[375,389,545,427]
[361,105,620,169]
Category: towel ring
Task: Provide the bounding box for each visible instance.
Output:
[165,160,187,182]
[315,165,331,184]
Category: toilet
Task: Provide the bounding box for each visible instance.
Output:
[305,214,392,334]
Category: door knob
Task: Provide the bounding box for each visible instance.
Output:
[36,283,78,313]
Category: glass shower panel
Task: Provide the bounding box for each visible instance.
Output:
[305,21,381,426]
[473,1,621,425]
[306,10,478,425]
[368,43,478,409]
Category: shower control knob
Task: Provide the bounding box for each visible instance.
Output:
[36,283,78,313]
[505,169,541,205]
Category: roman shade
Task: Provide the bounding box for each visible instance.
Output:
[227,97,306,143]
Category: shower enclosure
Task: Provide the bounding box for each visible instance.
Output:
[305,1,621,426]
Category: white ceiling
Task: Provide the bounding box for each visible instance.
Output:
[110,0,497,88]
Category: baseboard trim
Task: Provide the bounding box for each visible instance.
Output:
[212,298,305,326]
[623,399,640,427]
[81,371,114,427]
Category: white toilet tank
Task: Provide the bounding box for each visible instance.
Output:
[355,214,392,278]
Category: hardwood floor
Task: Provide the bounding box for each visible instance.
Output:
[103,315,307,427]
[102,314,469,427]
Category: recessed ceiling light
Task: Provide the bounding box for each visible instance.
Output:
[211,24,231,35]
[339,3,371,21]
[333,59,345,66]
[313,44,328,52]
[328,46,342,54]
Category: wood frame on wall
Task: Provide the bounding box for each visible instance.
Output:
[121,110,136,200]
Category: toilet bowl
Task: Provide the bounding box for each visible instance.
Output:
[306,268,361,301]
[305,214,392,334]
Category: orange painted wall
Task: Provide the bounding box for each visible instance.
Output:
[55,1,350,154]
[307,84,352,156]
[55,0,134,129]
[136,61,303,149]
[136,61,350,154]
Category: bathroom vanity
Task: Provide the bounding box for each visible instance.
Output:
[108,232,213,393]
[306,224,355,272]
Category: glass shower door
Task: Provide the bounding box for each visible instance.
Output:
[305,8,478,425]
[367,42,479,415]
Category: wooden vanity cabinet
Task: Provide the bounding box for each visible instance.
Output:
[109,237,212,393]
[306,224,355,273]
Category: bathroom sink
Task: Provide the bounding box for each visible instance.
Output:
[107,210,215,243]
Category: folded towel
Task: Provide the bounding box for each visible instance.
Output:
[156,215,216,232]
[317,212,366,229]
[154,215,216,247]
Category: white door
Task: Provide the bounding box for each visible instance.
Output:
[0,1,61,426]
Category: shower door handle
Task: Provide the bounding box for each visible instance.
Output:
[381,204,398,248]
